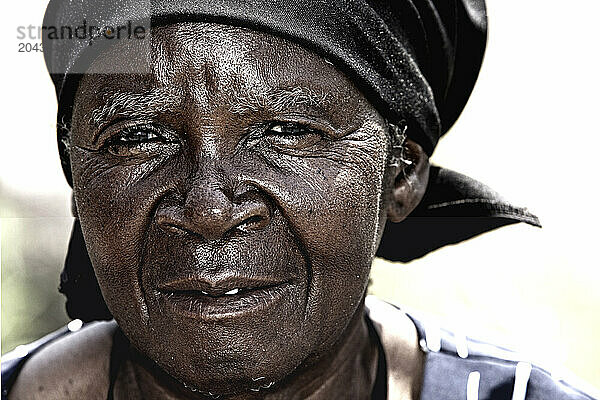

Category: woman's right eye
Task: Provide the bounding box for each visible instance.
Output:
[109,127,162,144]
[104,125,177,157]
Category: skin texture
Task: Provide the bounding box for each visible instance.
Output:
[13,22,430,399]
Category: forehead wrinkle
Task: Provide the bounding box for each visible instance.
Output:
[157,25,263,106]
[151,37,211,107]
[228,86,331,115]
[88,87,181,128]
[152,40,177,87]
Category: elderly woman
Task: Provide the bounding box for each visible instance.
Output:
[1,0,596,399]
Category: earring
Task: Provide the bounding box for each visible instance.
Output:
[388,121,413,168]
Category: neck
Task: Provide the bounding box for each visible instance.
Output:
[265,307,378,399]
[119,305,378,400]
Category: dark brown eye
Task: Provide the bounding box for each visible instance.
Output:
[264,122,323,150]
[267,122,311,135]
[104,125,177,157]
[110,127,161,144]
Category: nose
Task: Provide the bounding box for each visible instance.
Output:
[156,177,271,241]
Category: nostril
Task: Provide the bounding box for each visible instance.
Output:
[161,222,187,235]
[245,215,264,225]
[155,211,187,236]
[233,199,271,233]
[238,214,267,232]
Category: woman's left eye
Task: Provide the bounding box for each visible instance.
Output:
[263,122,324,149]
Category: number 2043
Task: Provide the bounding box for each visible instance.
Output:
[18,43,43,52]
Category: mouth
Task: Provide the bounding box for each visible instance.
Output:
[155,277,295,320]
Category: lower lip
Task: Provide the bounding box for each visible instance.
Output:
[155,283,294,321]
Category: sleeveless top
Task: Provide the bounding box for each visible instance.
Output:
[2,297,597,400]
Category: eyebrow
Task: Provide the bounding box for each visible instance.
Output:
[228,86,331,115]
[88,85,330,142]
[88,88,180,139]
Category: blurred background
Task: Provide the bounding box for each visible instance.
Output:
[2,0,599,394]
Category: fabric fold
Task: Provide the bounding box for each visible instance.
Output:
[376,166,541,262]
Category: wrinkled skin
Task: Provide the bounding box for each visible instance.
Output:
[69,23,429,398]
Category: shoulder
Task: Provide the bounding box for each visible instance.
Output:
[365,296,425,400]
[365,296,599,400]
[4,320,118,400]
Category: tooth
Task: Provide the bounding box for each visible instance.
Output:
[225,288,240,295]
[201,291,208,295]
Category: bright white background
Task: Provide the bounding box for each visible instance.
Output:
[1,0,599,394]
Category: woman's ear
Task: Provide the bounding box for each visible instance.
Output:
[386,139,430,223]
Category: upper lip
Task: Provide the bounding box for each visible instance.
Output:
[156,276,288,297]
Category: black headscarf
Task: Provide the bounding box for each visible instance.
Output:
[45,0,488,173]
[43,0,539,320]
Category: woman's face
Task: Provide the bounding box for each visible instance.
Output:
[70,22,396,393]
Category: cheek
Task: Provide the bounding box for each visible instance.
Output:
[245,135,389,344]
[70,147,186,323]
[310,155,386,314]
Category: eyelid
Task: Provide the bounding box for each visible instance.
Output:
[268,115,337,137]
[92,117,132,145]
[96,121,176,146]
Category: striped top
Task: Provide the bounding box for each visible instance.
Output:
[2,297,598,399]
[365,296,598,400]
